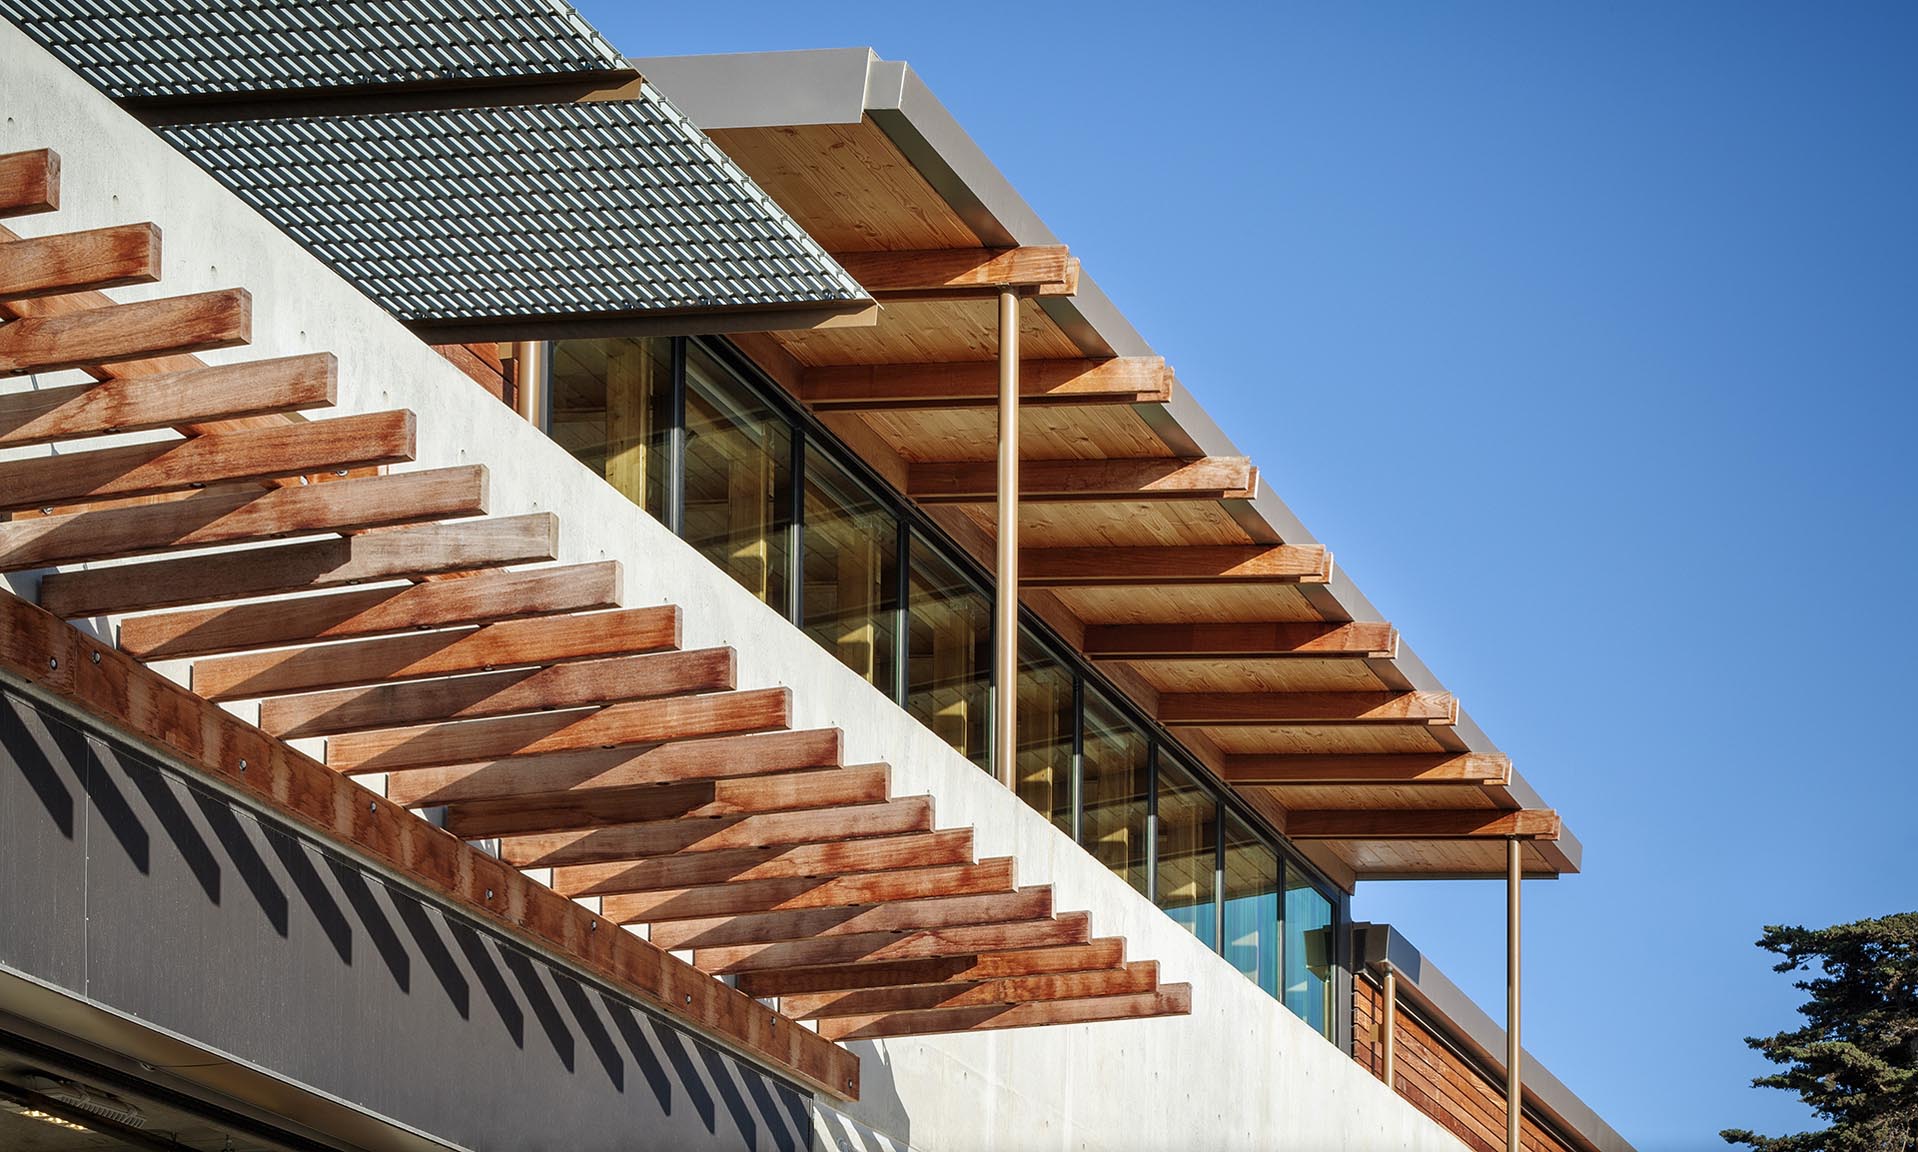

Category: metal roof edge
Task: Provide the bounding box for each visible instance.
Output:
[1353,923,1636,1152]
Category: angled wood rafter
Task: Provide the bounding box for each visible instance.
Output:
[816,984,1191,1041]
[909,456,1257,504]
[550,829,979,897]
[1019,545,1332,587]
[0,353,337,449]
[0,222,161,300]
[695,912,1094,975]
[733,938,1129,999]
[1082,620,1399,660]
[1224,753,1513,786]
[0,148,59,217]
[1158,690,1459,728]
[799,357,1170,411]
[497,797,935,868]
[650,888,1055,952]
[602,859,1020,926]
[0,287,251,376]
[781,960,1160,1020]
[832,245,1070,298]
[1284,808,1562,840]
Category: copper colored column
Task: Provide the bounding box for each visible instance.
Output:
[993,288,1019,789]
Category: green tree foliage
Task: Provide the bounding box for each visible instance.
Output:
[1723,912,1918,1151]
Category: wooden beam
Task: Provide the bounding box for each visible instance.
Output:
[468,764,894,858]
[602,859,1018,926]
[258,647,735,738]
[193,604,680,701]
[909,456,1256,504]
[324,686,791,775]
[0,408,414,515]
[831,246,1070,298]
[380,728,843,807]
[498,797,934,867]
[0,465,488,571]
[799,357,1169,411]
[651,889,1053,951]
[1223,753,1512,786]
[1021,544,1333,587]
[0,149,59,217]
[37,513,559,618]
[816,984,1191,1041]
[0,223,162,300]
[1158,690,1458,727]
[1083,620,1398,660]
[1284,808,1562,840]
[116,560,622,660]
[0,288,251,376]
[784,961,1160,1020]
[547,829,976,897]
[736,938,1127,999]
[0,353,337,449]
[695,912,1092,975]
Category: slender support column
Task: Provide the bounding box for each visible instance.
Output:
[1381,965,1398,1090]
[512,340,549,429]
[1507,835,1522,1152]
[993,288,1020,789]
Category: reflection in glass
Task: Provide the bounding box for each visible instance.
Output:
[1080,686,1149,894]
[684,344,791,613]
[1155,754,1218,948]
[803,448,897,694]
[905,534,990,770]
[550,337,672,518]
[1223,813,1279,996]
[1015,630,1074,834]
[1285,868,1337,1039]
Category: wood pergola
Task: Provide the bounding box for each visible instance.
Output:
[0,147,1194,1096]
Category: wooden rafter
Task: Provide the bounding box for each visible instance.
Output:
[1158,690,1459,728]
[551,829,979,896]
[909,456,1257,504]
[496,797,935,868]
[602,859,1020,926]
[831,245,1070,298]
[650,888,1055,951]
[0,353,337,449]
[0,287,251,376]
[1083,620,1399,660]
[695,913,1094,975]
[816,984,1191,1041]
[780,960,1160,1019]
[1020,545,1332,587]
[1223,753,1513,786]
[799,357,1170,411]
[0,222,161,300]
[1283,808,1562,840]
[0,148,59,217]
[734,938,1128,998]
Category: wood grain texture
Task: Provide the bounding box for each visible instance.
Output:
[832,246,1070,296]
[0,408,413,514]
[1083,621,1398,659]
[909,456,1256,504]
[0,354,336,449]
[547,829,976,897]
[0,288,251,376]
[800,357,1169,410]
[0,465,486,571]
[735,938,1126,999]
[464,764,890,843]
[652,889,1054,951]
[116,561,621,659]
[1020,545,1333,586]
[38,513,558,618]
[1285,808,1561,840]
[1159,691,1459,727]
[694,912,1092,975]
[601,859,1018,926]
[0,149,59,217]
[1224,754,1512,786]
[497,797,933,867]
[783,961,1160,1020]
[0,223,161,299]
[816,984,1190,1041]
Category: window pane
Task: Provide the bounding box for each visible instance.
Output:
[1155,755,1217,949]
[1080,686,1148,894]
[684,344,791,614]
[1284,866,1337,1039]
[1223,814,1279,996]
[550,337,671,519]
[802,447,898,694]
[1015,630,1073,834]
[905,535,990,770]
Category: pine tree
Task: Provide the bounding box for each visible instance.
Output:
[1723,912,1918,1151]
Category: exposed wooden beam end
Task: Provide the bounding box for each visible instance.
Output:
[0,148,60,217]
[1285,808,1561,840]
[1085,620,1397,660]
[1225,752,1513,786]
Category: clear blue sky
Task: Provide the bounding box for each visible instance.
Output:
[577,3,1918,1148]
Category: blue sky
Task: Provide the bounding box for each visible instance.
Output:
[576,3,1918,1147]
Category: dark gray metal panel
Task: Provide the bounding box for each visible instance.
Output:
[0,692,88,992]
[0,685,813,1152]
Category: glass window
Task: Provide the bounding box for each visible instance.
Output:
[905,534,991,770]
[683,343,792,613]
[1223,814,1279,996]
[1284,865,1338,1039]
[1079,685,1149,894]
[1014,629,1074,834]
[1154,754,1217,949]
[802,447,898,694]
[550,337,672,519]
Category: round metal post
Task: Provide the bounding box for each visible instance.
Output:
[1507,835,1522,1152]
[993,287,1020,789]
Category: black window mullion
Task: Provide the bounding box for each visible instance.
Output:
[1214,793,1227,957]
[666,336,687,536]
[1069,671,1084,845]
[1145,739,1160,904]
[788,426,806,627]
[893,517,910,706]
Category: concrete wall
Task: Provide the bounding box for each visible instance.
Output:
[1,23,1467,1151]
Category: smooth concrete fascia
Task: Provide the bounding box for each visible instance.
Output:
[1356,924,1635,1152]
[628,46,1581,874]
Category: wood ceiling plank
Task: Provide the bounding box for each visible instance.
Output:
[116,561,623,660]
[192,603,677,701]
[0,408,413,515]
[0,353,337,448]
[1021,545,1332,587]
[38,513,559,618]
[832,246,1071,298]
[1084,621,1397,660]
[695,913,1092,975]
[734,938,1127,999]
[0,222,161,300]
[381,728,843,807]
[1224,753,1512,786]
[816,983,1190,1041]
[1160,691,1458,727]
[0,464,487,571]
[785,961,1160,1021]
[0,288,251,376]
[0,148,59,217]
[498,797,933,868]
[800,357,1168,411]
[773,296,1082,368]
[550,829,976,897]
[602,859,1017,926]
[910,456,1255,504]
[652,888,1054,951]
[258,646,735,738]
[1285,808,1561,840]
[324,685,790,775]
